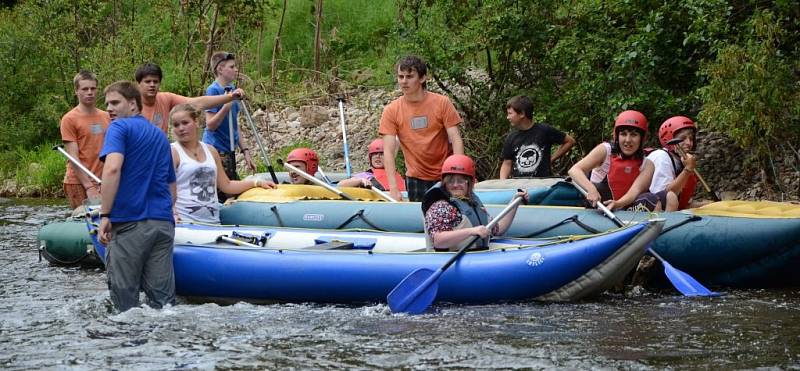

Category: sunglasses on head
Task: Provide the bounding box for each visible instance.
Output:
[213,53,235,71]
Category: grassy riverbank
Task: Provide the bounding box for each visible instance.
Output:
[0,145,64,197]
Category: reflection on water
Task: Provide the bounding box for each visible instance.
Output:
[1,199,798,369]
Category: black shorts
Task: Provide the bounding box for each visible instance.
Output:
[406,176,438,202]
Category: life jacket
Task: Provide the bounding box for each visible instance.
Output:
[606,155,643,200]
[663,149,698,210]
[422,182,490,251]
[370,168,406,192]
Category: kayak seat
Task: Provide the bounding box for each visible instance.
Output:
[314,236,377,250]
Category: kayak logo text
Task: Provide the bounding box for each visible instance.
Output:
[303,214,325,222]
[526,252,544,267]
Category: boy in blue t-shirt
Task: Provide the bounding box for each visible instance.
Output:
[202,52,255,191]
[98,80,177,312]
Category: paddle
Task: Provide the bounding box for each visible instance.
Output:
[53,145,102,184]
[368,184,398,203]
[337,97,352,177]
[666,138,721,202]
[240,98,279,184]
[217,235,263,249]
[570,181,718,297]
[387,195,524,314]
[317,166,334,185]
[224,87,236,154]
[278,159,355,201]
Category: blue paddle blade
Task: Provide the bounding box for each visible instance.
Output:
[661,260,719,297]
[387,268,440,314]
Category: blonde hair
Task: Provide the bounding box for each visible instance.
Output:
[169,103,205,127]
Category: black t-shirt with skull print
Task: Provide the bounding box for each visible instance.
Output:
[500,123,566,178]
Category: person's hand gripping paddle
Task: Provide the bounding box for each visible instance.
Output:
[386,194,525,314]
[570,180,718,297]
[666,137,721,202]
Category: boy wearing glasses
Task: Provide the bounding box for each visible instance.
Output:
[203,52,256,200]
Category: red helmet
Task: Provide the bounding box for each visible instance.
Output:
[659,116,695,147]
[367,139,383,156]
[614,110,648,135]
[286,148,319,175]
[441,154,476,180]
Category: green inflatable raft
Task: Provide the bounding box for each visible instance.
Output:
[37,219,102,267]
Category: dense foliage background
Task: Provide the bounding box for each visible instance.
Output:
[0,0,797,194]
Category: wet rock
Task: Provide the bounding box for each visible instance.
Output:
[299,105,329,128]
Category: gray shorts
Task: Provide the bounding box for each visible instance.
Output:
[106,219,176,312]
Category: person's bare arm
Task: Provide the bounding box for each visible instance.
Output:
[552,134,576,162]
[446,126,464,155]
[64,141,100,197]
[98,153,123,245]
[213,146,275,194]
[567,143,606,206]
[499,160,513,179]
[382,134,403,201]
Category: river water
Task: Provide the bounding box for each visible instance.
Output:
[1,198,798,369]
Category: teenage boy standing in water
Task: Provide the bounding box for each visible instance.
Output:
[59,71,110,208]
[500,96,575,178]
[98,81,177,312]
[379,55,464,202]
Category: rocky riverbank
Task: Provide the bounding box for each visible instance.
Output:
[240,88,799,203]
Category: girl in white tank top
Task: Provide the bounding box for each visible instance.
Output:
[173,142,220,223]
[169,104,276,223]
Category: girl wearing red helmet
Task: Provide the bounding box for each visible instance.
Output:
[568,110,661,211]
[421,155,527,251]
[338,139,406,191]
[645,116,700,211]
[286,147,319,185]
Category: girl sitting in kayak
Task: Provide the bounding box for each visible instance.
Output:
[646,116,707,211]
[337,138,406,191]
[285,148,319,185]
[422,154,527,252]
[170,104,276,223]
[568,110,660,211]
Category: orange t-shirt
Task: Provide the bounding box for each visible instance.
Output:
[59,107,111,184]
[141,92,188,134]
[378,92,462,180]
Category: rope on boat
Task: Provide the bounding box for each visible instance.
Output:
[521,215,601,238]
[270,206,285,227]
[334,209,402,231]
[660,215,702,235]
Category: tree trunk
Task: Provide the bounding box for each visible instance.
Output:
[270,0,288,87]
[313,0,324,83]
[257,20,264,79]
[202,4,220,89]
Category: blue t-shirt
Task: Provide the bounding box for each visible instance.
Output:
[202,81,239,154]
[99,115,176,223]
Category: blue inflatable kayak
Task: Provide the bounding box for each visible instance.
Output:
[220,199,800,288]
[88,220,662,305]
